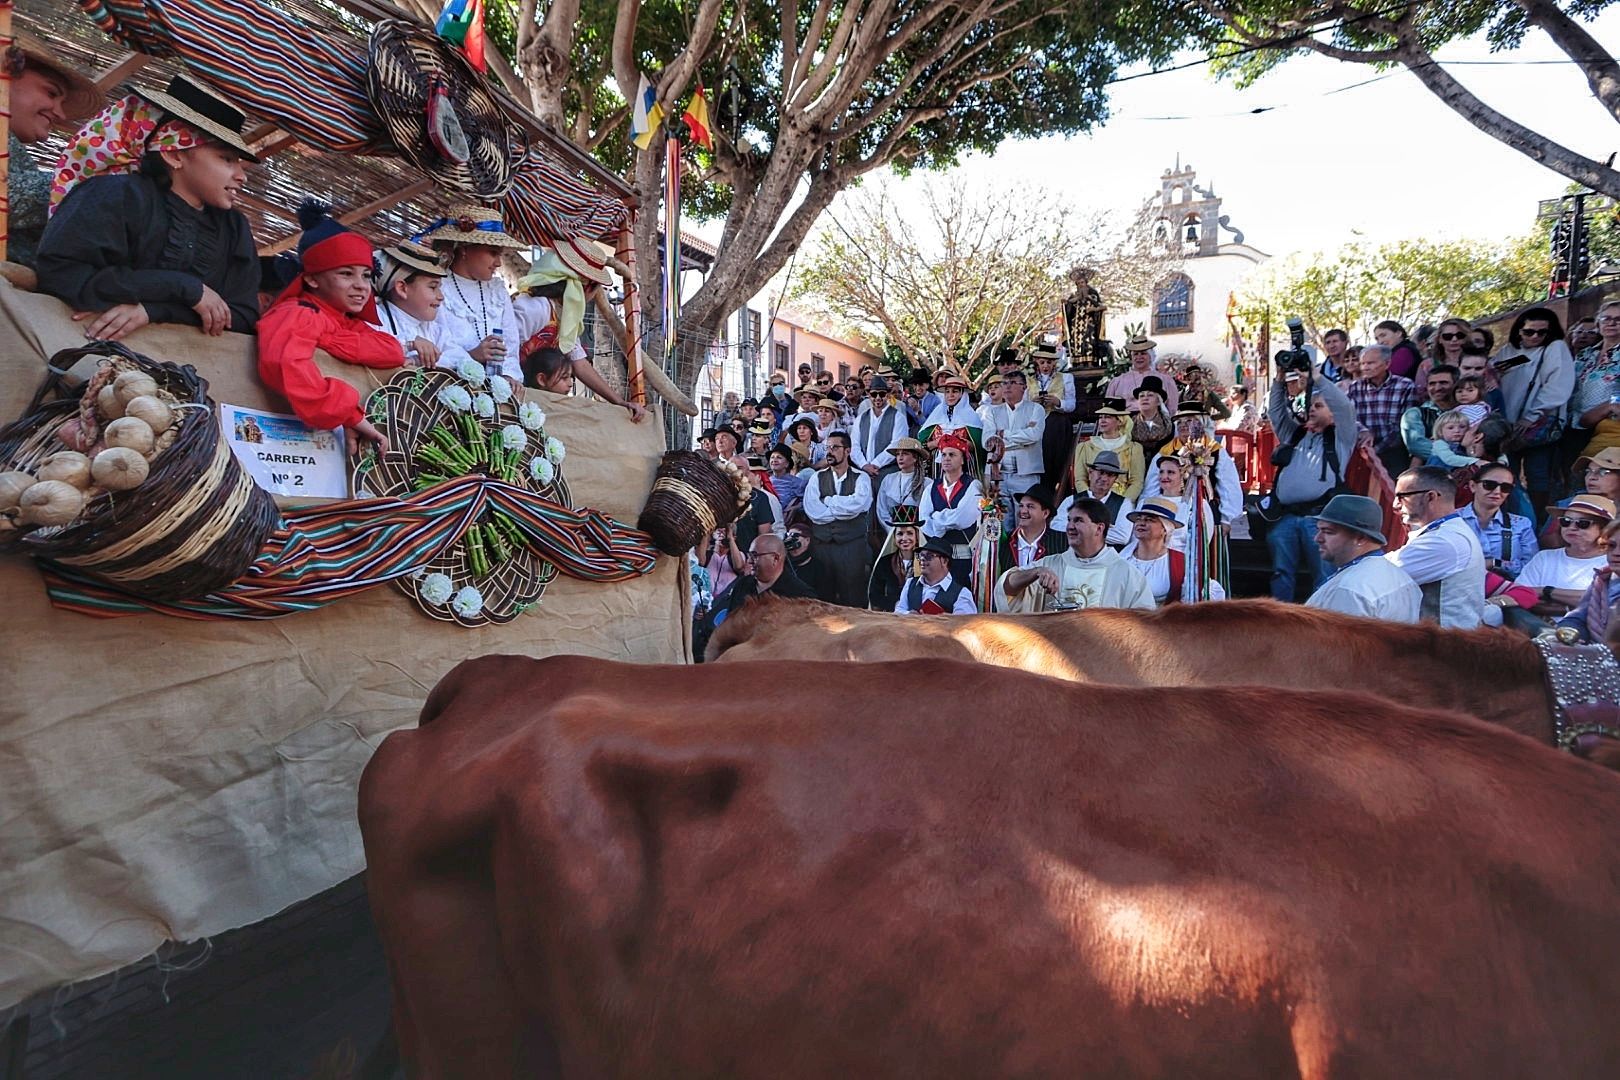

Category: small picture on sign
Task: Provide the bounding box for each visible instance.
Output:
[220,403,349,503]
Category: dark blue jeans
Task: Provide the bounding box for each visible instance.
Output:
[1268,512,1324,601]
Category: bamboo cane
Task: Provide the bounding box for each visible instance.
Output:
[0,0,15,263]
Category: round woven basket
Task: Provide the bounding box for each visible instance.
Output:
[638,450,748,556]
[0,343,280,600]
[367,19,522,199]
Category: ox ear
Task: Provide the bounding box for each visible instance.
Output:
[566,746,749,971]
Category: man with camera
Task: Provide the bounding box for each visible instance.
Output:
[1265,342,1358,601]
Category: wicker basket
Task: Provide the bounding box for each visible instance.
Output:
[0,343,280,600]
[638,450,749,556]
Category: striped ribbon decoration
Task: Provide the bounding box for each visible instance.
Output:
[76,0,629,243]
[40,475,659,620]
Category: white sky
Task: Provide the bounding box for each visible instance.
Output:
[804,12,1620,262]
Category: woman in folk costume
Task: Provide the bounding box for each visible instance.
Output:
[916,366,985,472]
[867,504,924,611]
[917,432,983,585]
[39,74,262,338]
[1149,454,1214,553]
[5,35,100,267]
[1131,376,1176,461]
[512,247,646,421]
[1143,404,1241,594]
[1121,497,1226,605]
[785,416,826,468]
[417,205,526,386]
[875,436,931,528]
[1073,397,1144,500]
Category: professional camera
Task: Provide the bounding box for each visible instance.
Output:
[1273,317,1312,376]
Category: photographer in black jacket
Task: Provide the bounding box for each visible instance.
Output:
[1263,348,1358,602]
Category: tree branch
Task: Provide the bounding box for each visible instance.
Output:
[1513,0,1620,126]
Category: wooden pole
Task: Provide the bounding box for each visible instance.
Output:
[618,219,645,406]
[0,0,15,263]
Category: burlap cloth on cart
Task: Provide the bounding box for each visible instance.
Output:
[0,280,689,1009]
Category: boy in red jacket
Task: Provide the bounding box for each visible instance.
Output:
[257,201,404,454]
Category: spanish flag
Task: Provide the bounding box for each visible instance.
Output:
[682,85,713,150]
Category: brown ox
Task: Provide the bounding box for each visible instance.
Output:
[361,655,1620,1078]
[708,597,1620,766]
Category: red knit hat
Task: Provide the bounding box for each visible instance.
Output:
[272,199,380,319]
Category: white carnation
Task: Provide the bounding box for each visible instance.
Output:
[437,384,472,413]
[450,585,484,618]
[455,358,486,387]
[530,456,555,485]
[518,401,546,431]
[501,424,527,452]
[473,392,496,419]
[489,376,513,404]
[419,572,454,606]
[545,436,566,464]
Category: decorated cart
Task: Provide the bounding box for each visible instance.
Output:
[0,0,740,1061]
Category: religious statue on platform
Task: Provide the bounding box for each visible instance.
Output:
[1063,264,1105,366]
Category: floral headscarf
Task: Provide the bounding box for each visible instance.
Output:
[50,94,204,212]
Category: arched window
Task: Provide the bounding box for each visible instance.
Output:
[1152,274,1193,334]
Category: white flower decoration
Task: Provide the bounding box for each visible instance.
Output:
[451,585,484,618]
[489,377,513,404]
[545,436,566,464]
[501,424,527,452]
[530,456,555,485]
[518,401,546,431]
[437,384,473,412]
[419,572,454,606]
[473,392,496,419]
[455,359,486,387]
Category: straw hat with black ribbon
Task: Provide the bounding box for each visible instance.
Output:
[367,18,521,198]
[137,74,261,161]
[6,34,101,121]
[375,238,448,305]
[417,204,528,251]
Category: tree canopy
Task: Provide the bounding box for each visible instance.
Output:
[1172,0,1620,200]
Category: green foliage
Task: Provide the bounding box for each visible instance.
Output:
[1232,233,1551,343]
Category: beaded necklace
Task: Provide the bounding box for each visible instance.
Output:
[450,273,491,338]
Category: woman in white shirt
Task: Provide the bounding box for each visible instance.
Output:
[1513,494,1614,620]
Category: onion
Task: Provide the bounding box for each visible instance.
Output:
[17,480,83,527]
[122,394,174,435]
[97,384,125,421]
[104,416,156,455]
[0,471,34,510]
[113,370,159,405]
[37,451,92,489]
[56,417,94,452]
[92,446,149,491]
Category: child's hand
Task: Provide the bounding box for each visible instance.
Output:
[347,419,390,457]
[412,338,440,367]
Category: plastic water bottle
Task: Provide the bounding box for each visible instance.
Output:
[486,327,504,382]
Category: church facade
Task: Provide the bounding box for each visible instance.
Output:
[1120,162,1268,382]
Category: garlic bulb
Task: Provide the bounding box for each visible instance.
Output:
[92,447,149,491]
[104,416,156,455]
[37,451,92,489]
[17,480,84,527]
[122,395,174,435]
[113,370,159,405]
[0,470,34,511]
[97,384,126,421]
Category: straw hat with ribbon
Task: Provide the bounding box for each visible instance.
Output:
[375,238,448,305]
[935,367,970,390]
[6,34,101,121]
[417,204,528,250]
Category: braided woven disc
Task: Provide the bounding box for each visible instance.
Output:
[354,368,570,627]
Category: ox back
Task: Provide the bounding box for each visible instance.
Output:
[360,656,1620,1078]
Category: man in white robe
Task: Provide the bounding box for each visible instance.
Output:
[999,496,1155,612]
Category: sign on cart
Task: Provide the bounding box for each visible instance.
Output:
[219,403,348,503]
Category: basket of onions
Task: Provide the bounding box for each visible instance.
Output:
[0,342,280,600]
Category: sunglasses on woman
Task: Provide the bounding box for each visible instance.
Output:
[1439,331,1467,341]
[1560,516,1603,530]
[1476,479,1513,492]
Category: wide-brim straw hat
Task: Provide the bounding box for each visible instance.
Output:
[1563,493,1617,522]
[815,398,840,411]
[888,436,925,456]
[379,238,449,277]
[417,204,528,250]
[137,74,261,162]
[1124,335,1157,353]
[9,34,101,121]
[367,18,520,198]
[1128,497,1185,528]
[1576,446,1620,472]
[1095,397,1130,417]
[935,367,970,390]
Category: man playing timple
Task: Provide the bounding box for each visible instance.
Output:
[1000,497,1154,612]
[894,537,977,615]
[1400,363,1460,466]
[1305,495,1420,622]
[1387,465,1486,628]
